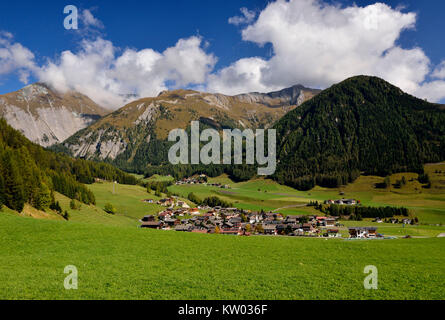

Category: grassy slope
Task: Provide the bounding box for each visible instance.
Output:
[54,192,136,227]
[87,182,165,221]
[0,212,443,300]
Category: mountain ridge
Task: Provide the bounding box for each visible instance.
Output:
[59,84,320,172]
[0,83,108,147]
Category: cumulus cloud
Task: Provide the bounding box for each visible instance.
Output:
[228,8,256,26]
[81,9,104,29]
[208,57,276,94]
[415,80,445,102]
[432,61,445,79]
[37,36,216,108]
[209,0,445,102]
[0,31,37,83]
[2,0,445,107]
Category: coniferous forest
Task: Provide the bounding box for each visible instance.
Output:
[0,119,137,213]
[273,76,445,190]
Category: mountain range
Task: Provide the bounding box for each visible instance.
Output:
[57,84,320,171]
[1,76,444,191]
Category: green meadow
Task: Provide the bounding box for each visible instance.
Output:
[0,212,444,300]
[1,165,445,300]
[168,164,445,225]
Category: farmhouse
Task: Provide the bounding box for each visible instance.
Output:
[177,201,190,209]
[140,215,155,222]
[263,225,277,235]
[157,198,176,207]
[140,221,164,229]
[326,199,358,205]
[348,227,377,238]
[326,229,340,238]
[175,224,193,232]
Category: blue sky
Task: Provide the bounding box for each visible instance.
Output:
[1,0,444,107]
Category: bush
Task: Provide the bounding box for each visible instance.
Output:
[187,192,202,205]
[104,203,117,215]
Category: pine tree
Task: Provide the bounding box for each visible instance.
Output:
[2,152,25,212]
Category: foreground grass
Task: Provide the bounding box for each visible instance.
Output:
[0,212,443,300]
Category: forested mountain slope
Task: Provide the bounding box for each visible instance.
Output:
[273,76,445,190]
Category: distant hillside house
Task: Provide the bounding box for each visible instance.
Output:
[141,221,164,229]
[189,208,200,215]
[348,227,377,238]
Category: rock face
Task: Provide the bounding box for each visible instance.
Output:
[61,84,320,171]
[234,85,320,108]
[0,83,108,147]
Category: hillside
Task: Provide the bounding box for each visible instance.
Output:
[274,76,445,190]
[60,85,319,172]
[0,83,108,147]
[0,118,137,214]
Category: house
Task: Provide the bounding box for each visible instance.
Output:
[348,227,377,238]
[263,224,277,235]
[140,215,155,222]
[142,199,154,204]
[164,218,181,227]
[229,217,242,227]
[158,211,172,220]
[177,201,190,209]
[316,216,328,226]
[175,224,193,232]
[285,217,298,224]
[140,221,164,229]
[189,208,200,215]
[276,224,288,234]
[158,198,176,207]
[326,228,340,238]
[302,223,314,233]
[325,217,337,227]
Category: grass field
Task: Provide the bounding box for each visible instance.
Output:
[87,182,165,221]
[1,165,444,300]
[167,165,445,225]
[0,212,443,300]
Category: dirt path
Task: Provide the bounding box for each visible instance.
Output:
[272,204,307,212]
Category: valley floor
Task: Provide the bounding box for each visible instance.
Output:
[1,164,445,299]
[0,212,444,300]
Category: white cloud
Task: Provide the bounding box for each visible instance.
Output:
[414,81,445,103]
[208,57,275,95]
[228,7,256,26]
[209,0,445,102]
[432,60,445,79]
[36,36,217,109]
[2,1,445,107]
[0,31,37,83]
[81,9,104,29]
